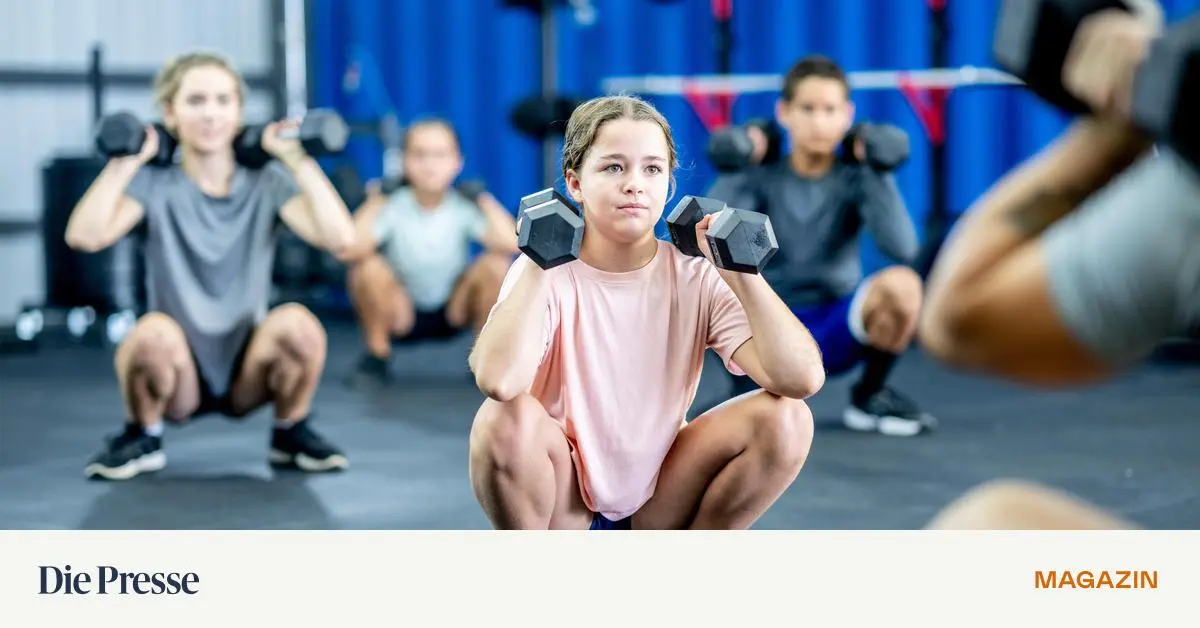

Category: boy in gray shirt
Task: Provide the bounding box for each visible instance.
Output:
[708,55,935,437]
[67,52,357,480]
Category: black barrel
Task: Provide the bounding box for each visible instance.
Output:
[41,156,145,314]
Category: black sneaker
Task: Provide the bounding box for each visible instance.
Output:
[343,354,392,390]
[84,423,166,480]
[843,387,937,437]
[269,418,349,472]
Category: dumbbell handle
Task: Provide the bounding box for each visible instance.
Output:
[243,122,305,143]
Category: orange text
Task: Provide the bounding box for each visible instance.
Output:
[1035,570,1157,589]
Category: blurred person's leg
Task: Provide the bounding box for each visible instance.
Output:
[345,253,413,388]
[926,479,1137,529]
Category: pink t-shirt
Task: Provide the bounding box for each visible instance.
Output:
[485,240,754,520]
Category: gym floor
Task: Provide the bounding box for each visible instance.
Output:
[2,321,1198,530]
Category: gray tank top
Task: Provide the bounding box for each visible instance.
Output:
[124,163,300,395]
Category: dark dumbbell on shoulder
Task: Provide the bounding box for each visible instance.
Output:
[746,118,783,166]
[376,177,487,202]
[841,123,910,171]
[707,127,756,172]
[993,0,1200,167]
[456,179,488,204]
[235,108,351,169]
[1130,14,1200,167]
[993,0,1147,114]
[94,112,177,167]
[379,177,408,195]
[706,118,783,173]
[666,196,778,274]
[516,188,584,270]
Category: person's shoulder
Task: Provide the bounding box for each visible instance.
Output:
[382,186,417,213]
[132,165,186,196]
[751,159,793,181]
[246,161,295,185]
[659,239,718,282]
[133,164,175,185]
[447,188,483,215]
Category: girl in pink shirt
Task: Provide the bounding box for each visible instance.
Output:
[468,95,825,530]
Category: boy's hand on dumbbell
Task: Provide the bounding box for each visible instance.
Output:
[1063,9,1158,120]
[262,117,308,166]
[851,135,867,163]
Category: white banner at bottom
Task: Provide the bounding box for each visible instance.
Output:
[0,531,1189,627]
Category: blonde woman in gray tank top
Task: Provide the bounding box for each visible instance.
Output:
[66,51,357,480]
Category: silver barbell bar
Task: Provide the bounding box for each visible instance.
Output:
[601,66,1023,96]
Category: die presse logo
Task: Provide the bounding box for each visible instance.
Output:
[38,565,200,595]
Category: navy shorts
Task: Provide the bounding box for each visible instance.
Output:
[191,331,255,419]
[790,284,871,377]
[590,513,632,530]
[392,306,464,345]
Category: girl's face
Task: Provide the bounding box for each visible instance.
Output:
[403,123,463,195]
[566,118,671,246]
[163,64,243,155]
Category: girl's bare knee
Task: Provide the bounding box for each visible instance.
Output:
[470,394,554,475]
[750,393,813,474]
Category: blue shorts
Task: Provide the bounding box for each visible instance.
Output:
[791,284,871,377]
[590,513,632,530]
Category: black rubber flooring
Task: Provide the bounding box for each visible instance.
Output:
[2,323,1198,529]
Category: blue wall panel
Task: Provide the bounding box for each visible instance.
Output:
[309,0,1200,271]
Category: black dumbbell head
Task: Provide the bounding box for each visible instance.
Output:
[992,0,1133,114]
[865,124,910,170]
[1131,14,1200,167]
[299,109,350,156]
[380,177,407,195]
[706,127,756,172]
[235,125,272,169]
[706,209,779,274]
[747,118,784,166]
[95,112,146,158]
[95,113,175,166]
[847,123,911,171]
[457,179,488,203]
[666,196,728,257]
[148,123,177,167]
[517,188,584,269]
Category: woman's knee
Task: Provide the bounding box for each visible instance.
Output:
[470,394,554,474]
[119,313,189,373]
[271,303,327,365]
[749,393,814,473]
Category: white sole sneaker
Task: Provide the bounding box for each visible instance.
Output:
[842,407,926,437]
[84,451,167,480]
[268,448,349,472]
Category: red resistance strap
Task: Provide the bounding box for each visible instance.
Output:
[684,85,737,132]
[685,0,737,131]
[712,0,732,20]
[897,74,949,146]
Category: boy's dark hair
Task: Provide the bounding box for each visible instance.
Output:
[402,116,462,153]
[781,55,850,102]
